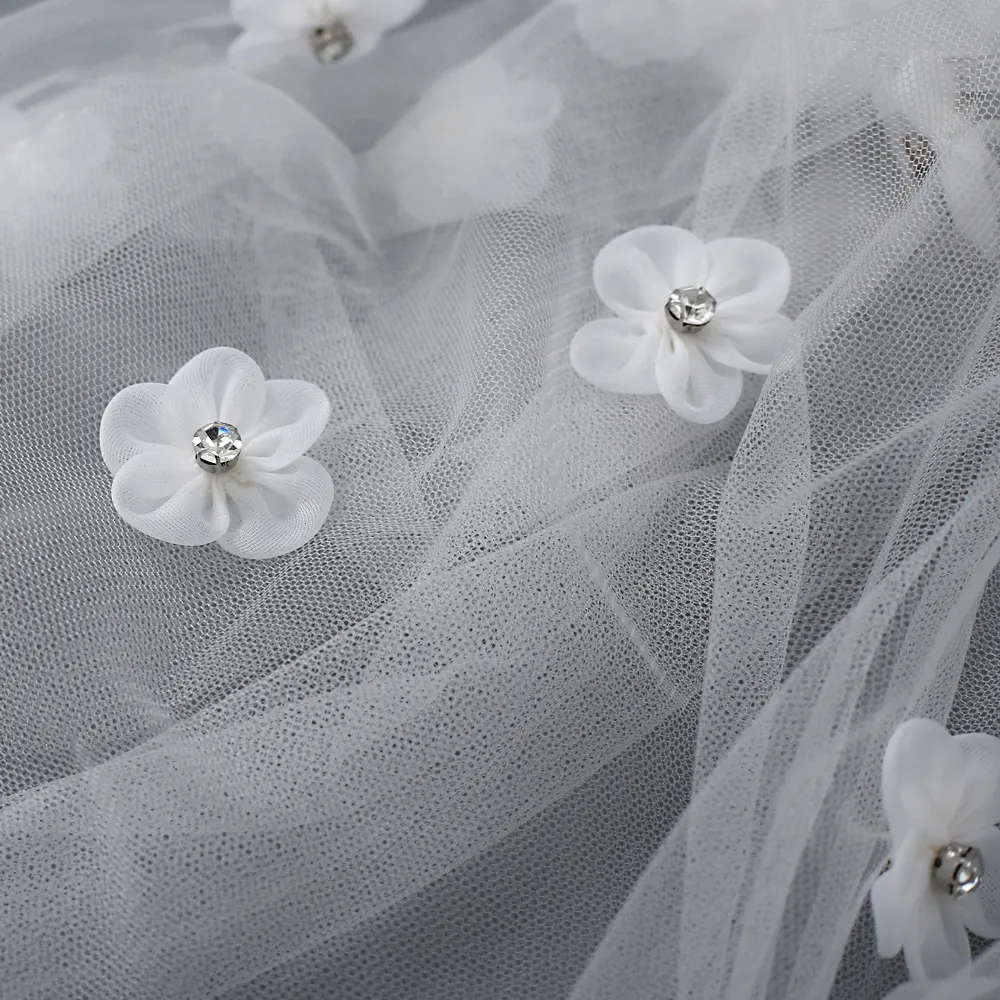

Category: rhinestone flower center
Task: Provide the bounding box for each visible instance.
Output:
[193,421,243,474]
[665,286,717,334]
[931,842,984,897]
[309,20,354,63]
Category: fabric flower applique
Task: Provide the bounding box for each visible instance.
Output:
[0,98,114,231]
[870,718,1000,981]
[562,0,778,74]
[100,347,335,560]
[569,225,792,423]
[873,52,1000,254]
[227,0,426,71]
[366,56,562,226]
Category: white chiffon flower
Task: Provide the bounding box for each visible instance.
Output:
[873,53,1000,253]
[569,225,792,423]
[563,0,777,70]
[228,0,425,71]
[376,57,562,225]
[870,719,1000,981]
[883,973,1000,1000]
[0,101,113,229]
[565,0,677,68]
[100,347,334,560]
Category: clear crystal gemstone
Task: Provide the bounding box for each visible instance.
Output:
[309,20,354,63]
[932,842,985,897]
[665,286,717,334]
[193,422,243,474]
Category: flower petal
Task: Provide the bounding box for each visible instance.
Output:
[419,57,504,115]
[954,826,1000,940]
[883,719,964,847]
[241,380,331,472]
[354,0,425,29]
[940,125,1000,256]
[456,133,553,211]
[705,237,791,322]
[698,314,793,374]
[593,226,708,318]
[161,347,267,437]
[218,457,334,560]
[951,734,1000,839]
[908,888,972,981]
[100,382,184,474]
[227,30,300,71]
[956,894,999,943]
[502,81,563,133]
[111,446,229,547]
[653,336,744,424]
[331,22,383,64]
[569,318,660,395]
[870,872,907,960]
[230,0,311,31]
[882,972,1000,1000]
[872,830,933,959]
[574,0,675,68]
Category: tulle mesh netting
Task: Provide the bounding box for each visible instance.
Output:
[4,0,1000,997]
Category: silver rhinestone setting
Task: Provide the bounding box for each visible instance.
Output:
[309,20,354,63]
[932,842,984,897]
[193,421,243,474]
[665,286,717,335]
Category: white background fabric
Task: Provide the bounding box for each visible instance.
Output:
[3,1,1000,998]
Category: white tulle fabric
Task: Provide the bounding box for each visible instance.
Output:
[100,347,334,559]
[228,0,426,70]
[870,720,1000,982]
[569,225,792,423]
[6,0,1000,999]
